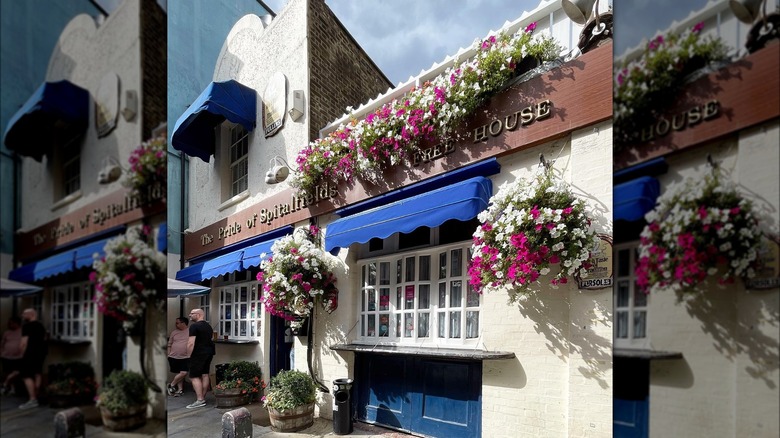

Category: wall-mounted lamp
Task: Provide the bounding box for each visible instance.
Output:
[563,0,611,54]
[730,0,764,23]
[730,0,778,53]
[562,0,597,25]
[288,90,305,122]
[265,155,291,184]
[97,156,123,184]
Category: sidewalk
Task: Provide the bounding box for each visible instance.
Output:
[1,384,409,437]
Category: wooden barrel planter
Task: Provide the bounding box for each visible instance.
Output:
[215,389,252,408]
[48,392,95,408]
[268,402,315,432]
[100,404,147,431]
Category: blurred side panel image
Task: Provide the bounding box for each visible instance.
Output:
[0,0,168,435]
[613,0,779,437]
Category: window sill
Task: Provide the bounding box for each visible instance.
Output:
[218,191,250,212]
[51,190,82,211]
[330,343,515,360]
[48,338,91,346]
[613,348,683,360]
[215,339,259,345]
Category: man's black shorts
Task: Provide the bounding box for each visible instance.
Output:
[168,357,189,373]
[188,354,213,378]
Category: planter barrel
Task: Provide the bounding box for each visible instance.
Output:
[100,404,147,431]
[215,389,252,408]
[268,402,315,432]
[48,392,95,408]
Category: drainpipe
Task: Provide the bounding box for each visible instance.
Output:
[180,150,186,318]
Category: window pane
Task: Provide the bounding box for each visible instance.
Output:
[367,315,376,337]
[438,283,446,308]
[379,288,390,311]
[361,315,365,336]
[419,285,430,309]
[618,249,630,276]
[616,280,629,308]
[418,313,429,338]
[368,263,377,285]
[362,265,366,286]
[395,314,401,337]
[379,262,390,285]
[466,311,479,338]
[405,257,415,282]
[396,259,402,283]
[404,286,414,310]
[379,314,389,337]
[419,256,430,281]
[404,313,414,337]
[439,252,447,279]
[633,311,646,339]
[396,287,402,309]
[361,291,366,312]
[438,312,446,337]
[616,311,628,338]
[240,321,247,337]
[466,283,480,307]
[368,290,376,311]
[450,280,462,308]
[634,287,647,307]
[451,249,462,277]
[449,312,461,338]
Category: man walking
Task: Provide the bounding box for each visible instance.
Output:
[18,309,47,409]
[1,316,23,395]
[167,317,190,397]
[185,308,214,409]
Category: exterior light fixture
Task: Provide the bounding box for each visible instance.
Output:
[730,0,764,23]
[265,155,291,184]
[562,0,597,25]
[563,0,611,54]
[97,156,122,184]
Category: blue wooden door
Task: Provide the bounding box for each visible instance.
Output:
[614,358,649,438]
[356,354,481,437]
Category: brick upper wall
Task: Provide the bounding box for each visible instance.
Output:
[307,0,392,142]
[141,0,166,139]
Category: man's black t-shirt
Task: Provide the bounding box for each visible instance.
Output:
[188,320,215,356]
[21,320,47,360]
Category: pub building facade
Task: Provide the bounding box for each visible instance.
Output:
[1,0,168,419]
[171,0,613,436]
[613,1,779,437]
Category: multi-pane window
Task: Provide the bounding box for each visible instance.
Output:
[614,243,648,348]
[51,282,95,340]
[62,153,80,196]
[216,271,261,340]
[229,125,249,197]
[199,294,211,323]
[359,242,480,345]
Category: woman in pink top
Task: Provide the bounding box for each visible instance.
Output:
[167,317,191,396]
[1,316,23,395]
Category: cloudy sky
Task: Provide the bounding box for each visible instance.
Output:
[261,0,715,85]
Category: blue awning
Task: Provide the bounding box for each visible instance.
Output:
[614,157,668,184]
[3,80,90,161]
[241,239,279,270]
[334,158,500,217]
[9,236,111,283]
[614,176,661,222]
[325,176,492,252]
[171,80,257,163]
[176,250,245,283]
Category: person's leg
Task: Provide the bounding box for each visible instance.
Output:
[172,371,187,390]
[23,377,36,400]
[201,373,210,395]
[3,370,19,387]
[191,376,204,401]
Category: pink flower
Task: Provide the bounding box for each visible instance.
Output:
[525,21,537,33]
[692,22,704,33]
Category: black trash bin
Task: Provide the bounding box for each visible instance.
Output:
[332,378,354,435]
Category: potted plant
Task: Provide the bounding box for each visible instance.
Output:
[214,360,265,408]
[96,370,149,431]
[263,370,317,432]
[125,135,166,201]
[46,362,98,407]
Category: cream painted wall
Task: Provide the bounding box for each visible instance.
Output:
[645,120,780,438]
[306,124,613,437]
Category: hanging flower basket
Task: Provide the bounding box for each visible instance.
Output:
[636,169,762,295]
[257,226,342,324]
[468,167,597,302]
[125,136,166,200]
[291,22,562,195]
[90,226,166,331]
[614,21,729,148]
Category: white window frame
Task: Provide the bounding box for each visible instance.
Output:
[198,293,211,323]
[50,281,95,341]
[214,271,262,340]
[228,124,249,198]
[357,241,481,347]
[614,242,650,349]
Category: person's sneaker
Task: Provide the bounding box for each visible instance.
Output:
[174,390,183,397]
[18,399,39,409]
[167,384,176,396]
[185,399,206,409]
[0,386,9,396]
